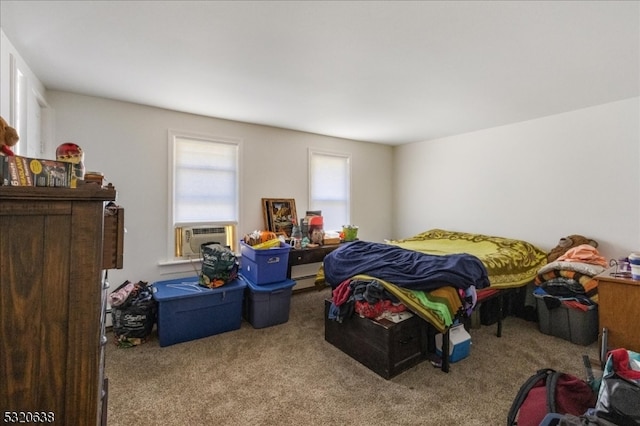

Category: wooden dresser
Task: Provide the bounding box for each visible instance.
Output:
[0,185,116,425]
[596,267,640,353]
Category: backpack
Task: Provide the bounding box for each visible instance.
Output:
[507,368,597,426]
[594,349,640,426]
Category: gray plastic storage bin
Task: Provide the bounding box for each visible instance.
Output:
[242,276,296,329]
[535,294,598,345]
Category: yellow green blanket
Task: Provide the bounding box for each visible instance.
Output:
[372,276,463,333]
[389,229,547,290]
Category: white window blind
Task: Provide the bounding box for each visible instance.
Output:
[171,133,239,225]
[309,150,351,231]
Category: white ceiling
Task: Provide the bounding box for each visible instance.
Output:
[1,1,638,145]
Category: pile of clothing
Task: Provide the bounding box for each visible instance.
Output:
[327,278,407,323]
[110,280,157,347]
[534,243,606,311]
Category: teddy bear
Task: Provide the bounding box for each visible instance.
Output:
[547,234,599,263]
[0,115,19,156]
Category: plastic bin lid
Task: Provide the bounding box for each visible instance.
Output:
[240,241,292,253]
[152,277,246,301]
[240,275,296,292]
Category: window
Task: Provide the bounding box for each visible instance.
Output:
[169,131,240,257]
[308,150,351,232]
[8,52,49,157]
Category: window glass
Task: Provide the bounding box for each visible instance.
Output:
[173,136,239,224]
[309,150,351,231]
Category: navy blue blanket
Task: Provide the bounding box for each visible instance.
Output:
[323,240,490,291]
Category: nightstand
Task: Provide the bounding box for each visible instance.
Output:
[596,267,640,353]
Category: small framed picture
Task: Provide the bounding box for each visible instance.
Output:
[262,198,298,237]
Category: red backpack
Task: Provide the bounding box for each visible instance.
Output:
[507,368,597,426]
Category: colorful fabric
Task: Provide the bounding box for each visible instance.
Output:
[535,268,598,301]
[353,275,464,333]
[606,349,640,381]
[557,244,607,267]
[354,299,406,319]
[537,260,605,278]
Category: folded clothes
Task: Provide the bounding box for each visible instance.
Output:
[557,244,607,267]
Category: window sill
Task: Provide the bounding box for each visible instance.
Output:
[158,258,202,267]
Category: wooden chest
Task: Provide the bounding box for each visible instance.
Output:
[324,299,428,379]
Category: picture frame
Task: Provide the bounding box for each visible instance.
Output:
[262,198,298,237]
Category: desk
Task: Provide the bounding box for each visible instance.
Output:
[287,244,343,291]
[596,267,640,353]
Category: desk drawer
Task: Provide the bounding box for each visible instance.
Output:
[289,245,342,267]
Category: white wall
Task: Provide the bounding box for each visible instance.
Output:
[6,28,639,279]
[47,91,394,286]
[0,29,51,157]
[393,97,640,260]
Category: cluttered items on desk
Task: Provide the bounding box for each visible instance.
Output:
[613,252,640,280]
[296,213,359,247]
[299,213,325,246]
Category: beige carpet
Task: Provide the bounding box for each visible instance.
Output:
[106,287,600,426]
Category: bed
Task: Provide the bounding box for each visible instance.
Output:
[318,229,548,373]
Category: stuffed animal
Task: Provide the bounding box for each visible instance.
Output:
[0,116,19,156]
[547,234,598,263]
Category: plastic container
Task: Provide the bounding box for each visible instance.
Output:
[240,241,291,285]
[342,225,359,242]
[535,294,598,345]
[629,252,640,280]
[152,277,246,347]
[435,323,471,363]
[242,277,296,328]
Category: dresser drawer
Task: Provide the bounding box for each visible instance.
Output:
[103,207,124,269]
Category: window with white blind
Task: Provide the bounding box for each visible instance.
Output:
[168,131,240,257]
[308,150,351,232]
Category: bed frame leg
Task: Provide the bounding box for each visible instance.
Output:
[496,293,504,338]
[426,323,450,373]
[441,328,450,373]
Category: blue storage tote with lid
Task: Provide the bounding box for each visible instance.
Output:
[435,323,471,363]
[240,241,291,285]
[241,276,296,328]
[152,276,246,347]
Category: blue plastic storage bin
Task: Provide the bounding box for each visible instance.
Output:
[152,277,246,347]
[241,276,296,329]
[240,241,291,285]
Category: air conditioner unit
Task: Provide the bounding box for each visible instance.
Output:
[176,225,228,258]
